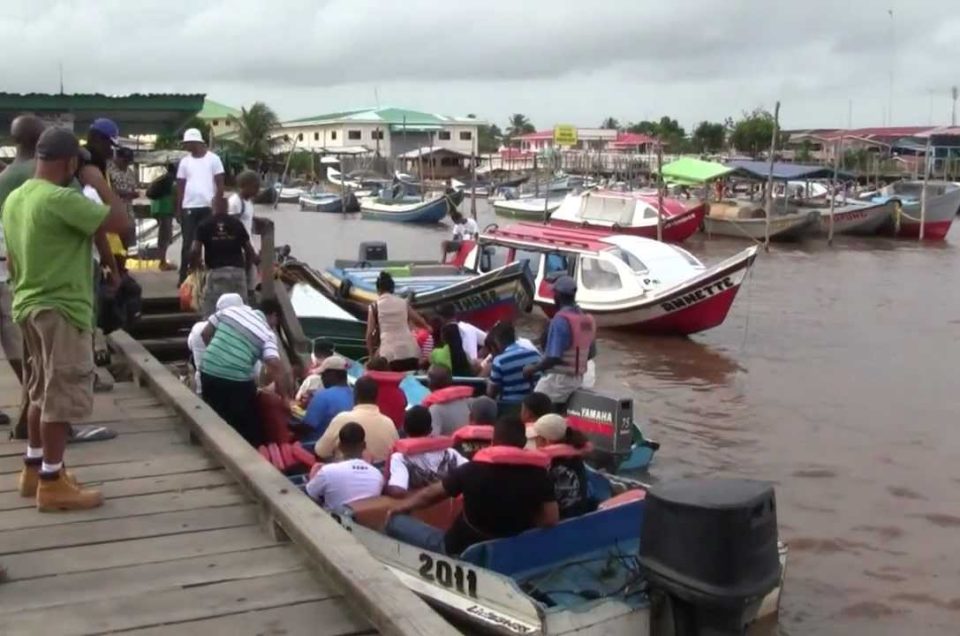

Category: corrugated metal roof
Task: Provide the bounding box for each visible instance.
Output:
[198,99,240,120]
[0,92,205,111]
[284,107,482,127]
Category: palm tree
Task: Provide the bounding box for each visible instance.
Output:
[601,116,620,131]
[506,113,535,140]
[229,102,280,168]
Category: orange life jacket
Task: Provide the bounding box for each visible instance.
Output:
[539,443,591,459]
[384,436,456,486]
[554,309,596,376]
[422,385,474,406]
[452,424,494,443]
[473,445,550,469]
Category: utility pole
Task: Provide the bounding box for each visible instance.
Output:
[887,8,895,126]
[952,86,958,127]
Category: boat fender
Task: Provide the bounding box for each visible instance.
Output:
[473,445,550,469]
[279,443,296,470]
[452,424,494,443]
[422,385,474,407]
[291,444,318,468]
[540,443,592,459]
[267,443,285,472]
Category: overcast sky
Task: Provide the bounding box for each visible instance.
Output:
[2,0,958,132]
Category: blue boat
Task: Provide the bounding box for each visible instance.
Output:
[299,191,358,213]
[359,191,451,223]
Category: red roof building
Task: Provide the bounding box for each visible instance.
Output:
[512,127,658,153]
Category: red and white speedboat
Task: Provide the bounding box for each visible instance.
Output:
[465,223,757,335]
[548,189,706,243]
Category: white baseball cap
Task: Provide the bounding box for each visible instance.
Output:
[182,128,204,143]
[319,355,349,373]
[527,413,568,442]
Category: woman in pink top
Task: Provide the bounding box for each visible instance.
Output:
[366,271,429,372]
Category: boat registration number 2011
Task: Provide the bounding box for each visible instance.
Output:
[659,276,734,312]
[418,553,479,597]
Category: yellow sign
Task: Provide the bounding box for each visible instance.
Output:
[553,125,578,146]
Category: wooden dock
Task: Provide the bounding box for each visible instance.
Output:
[0,327,456,635]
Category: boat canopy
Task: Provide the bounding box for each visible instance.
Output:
[660,158,734,185]
[726,160,855,181]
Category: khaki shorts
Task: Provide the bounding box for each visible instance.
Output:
[20,309,94,423]
[202,267,247,318]
[0,281,23,360]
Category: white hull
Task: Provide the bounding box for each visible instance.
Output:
[703,210,819,240]
[813,199,893,236]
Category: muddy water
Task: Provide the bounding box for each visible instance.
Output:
[262,199,960,635]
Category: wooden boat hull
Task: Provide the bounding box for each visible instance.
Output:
[703,210,819,241]
[289,284,368,359]
[875,183,960,240]
[299,192,358,213]
[550,204,706,243]
[814,200,893,236]
[536,247,758,335]
[280,260,535,331]
[360,196,449,223]
[493,198,562,220]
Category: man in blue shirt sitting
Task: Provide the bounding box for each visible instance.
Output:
[487,321,542,407]
[301,356,354,446]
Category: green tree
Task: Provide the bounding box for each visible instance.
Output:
[601,116,620,130]
[506,113,535,140]
[795,139,814,163]
[626,120,658,136]
[478,124,503,153]
[692,121,725,153]
[230,102,281,168]
[155,117,210,150]
[626,116,687,150]
[729,108,782,157]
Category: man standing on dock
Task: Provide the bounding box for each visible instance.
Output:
[4,128,130,510]
[176,128,225,285]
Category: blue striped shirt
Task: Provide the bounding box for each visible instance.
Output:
[489,342,542,403]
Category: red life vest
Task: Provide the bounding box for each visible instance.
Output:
[554,309,596,376]
[539,443,591,459]
[257,391,293,444]
[473,445,550,469]
[392,436,454,455]
[365,371,408,430]
[452,424,494,443]
[422,385,474,407]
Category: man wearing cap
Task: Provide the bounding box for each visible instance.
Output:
[526,413,591,518]
[176,128,225,285]
[3,127,131,511]
[522,275,597,406]
[301,355,354,446]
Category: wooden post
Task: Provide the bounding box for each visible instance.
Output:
[258,218,276,299]
[417,145,425,202]
[533,153,539,196]
[763,101,781,250]
[543,181,550,224]
[429,131,435,184]
[920,136,931,240]
[656,142,664,242]
[828,137,840,245]
[470,136,478,219]
[273,134,298,210]
[339,154,348,214]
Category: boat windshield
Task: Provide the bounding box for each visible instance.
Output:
[668,245,703,267]
[605,247,648,274]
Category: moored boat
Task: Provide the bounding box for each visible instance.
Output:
[469,223,757,335]
[549,190,705,243]
[811,198,894,236]
[360,192,451,223]
[288,283,368,360]
[870,180,960,240]
[493,196,564,220]
[299,190,359,213]
[703,201,820,241]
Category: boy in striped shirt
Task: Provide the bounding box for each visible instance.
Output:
[487,322,542,406]
[200,298,291,446]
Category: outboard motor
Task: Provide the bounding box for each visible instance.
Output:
[358,241,387,262]
[638,478,780,636]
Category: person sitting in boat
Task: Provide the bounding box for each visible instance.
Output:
[469,396,497,427]
[527,414,592,519]
[430,322,478,376]
[423,364,472,435]
[314,375,397,462]
[305,423,384,512]
[487,321,543,411]
[366,271,428,372]
[384,406,469,499]
[385,415,559,556]
[301,356,354,447]
[437,302,486,362]
[521,391,554,425]
[295,338,336,404]
[523,276,596,408]
[440,211,479,262]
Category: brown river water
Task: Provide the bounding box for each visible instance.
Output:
[254,199,960,635]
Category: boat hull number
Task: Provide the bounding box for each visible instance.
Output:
[418,553,478,597]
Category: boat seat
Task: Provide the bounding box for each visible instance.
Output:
[348,495,463,532]
[459,499,645,577]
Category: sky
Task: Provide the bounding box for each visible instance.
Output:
[2,0,959,132]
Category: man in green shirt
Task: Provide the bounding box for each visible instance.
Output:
[3,127,130,512]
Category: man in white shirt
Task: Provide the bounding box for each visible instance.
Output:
[176,128,225,284]
[305,422,384,511]
[227,170,260,300]
[437,302,486,362]
[385,406,468,498]
[440,210,479,262]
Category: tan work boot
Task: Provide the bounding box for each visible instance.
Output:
[36,472,103,512]
[19,464,78,498]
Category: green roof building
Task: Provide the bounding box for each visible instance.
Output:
[197,99,241,139]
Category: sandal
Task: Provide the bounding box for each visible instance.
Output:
[67,425,118,444]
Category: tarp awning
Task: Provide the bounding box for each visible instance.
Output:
[726,159,854,181]
[659,157,733,184]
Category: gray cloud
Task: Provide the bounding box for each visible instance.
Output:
[1,0,957,130]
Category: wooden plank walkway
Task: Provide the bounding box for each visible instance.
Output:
[0,334,456,635]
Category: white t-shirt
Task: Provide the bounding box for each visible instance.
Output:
[388,448,469,492]
[452,217,479,241]
[458,321,487,361]
[305,459,384,510]
[177,151,225,209]
[228,193,254,236]
[83,186,103,264]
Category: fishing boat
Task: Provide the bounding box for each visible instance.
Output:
[549,190,705,243]
[330,473,787,635]
[278,256,534,331]
[493,196,565,220]
[299,190,359,213]
[703,201,820,241]
[466,223,756,335]
[810,197,894,236]
[274,183,306,203]
[869,180,960,240]
[288,283,368,360]
[360,192,451,223]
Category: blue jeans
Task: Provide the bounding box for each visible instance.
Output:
[385,514,447,553]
